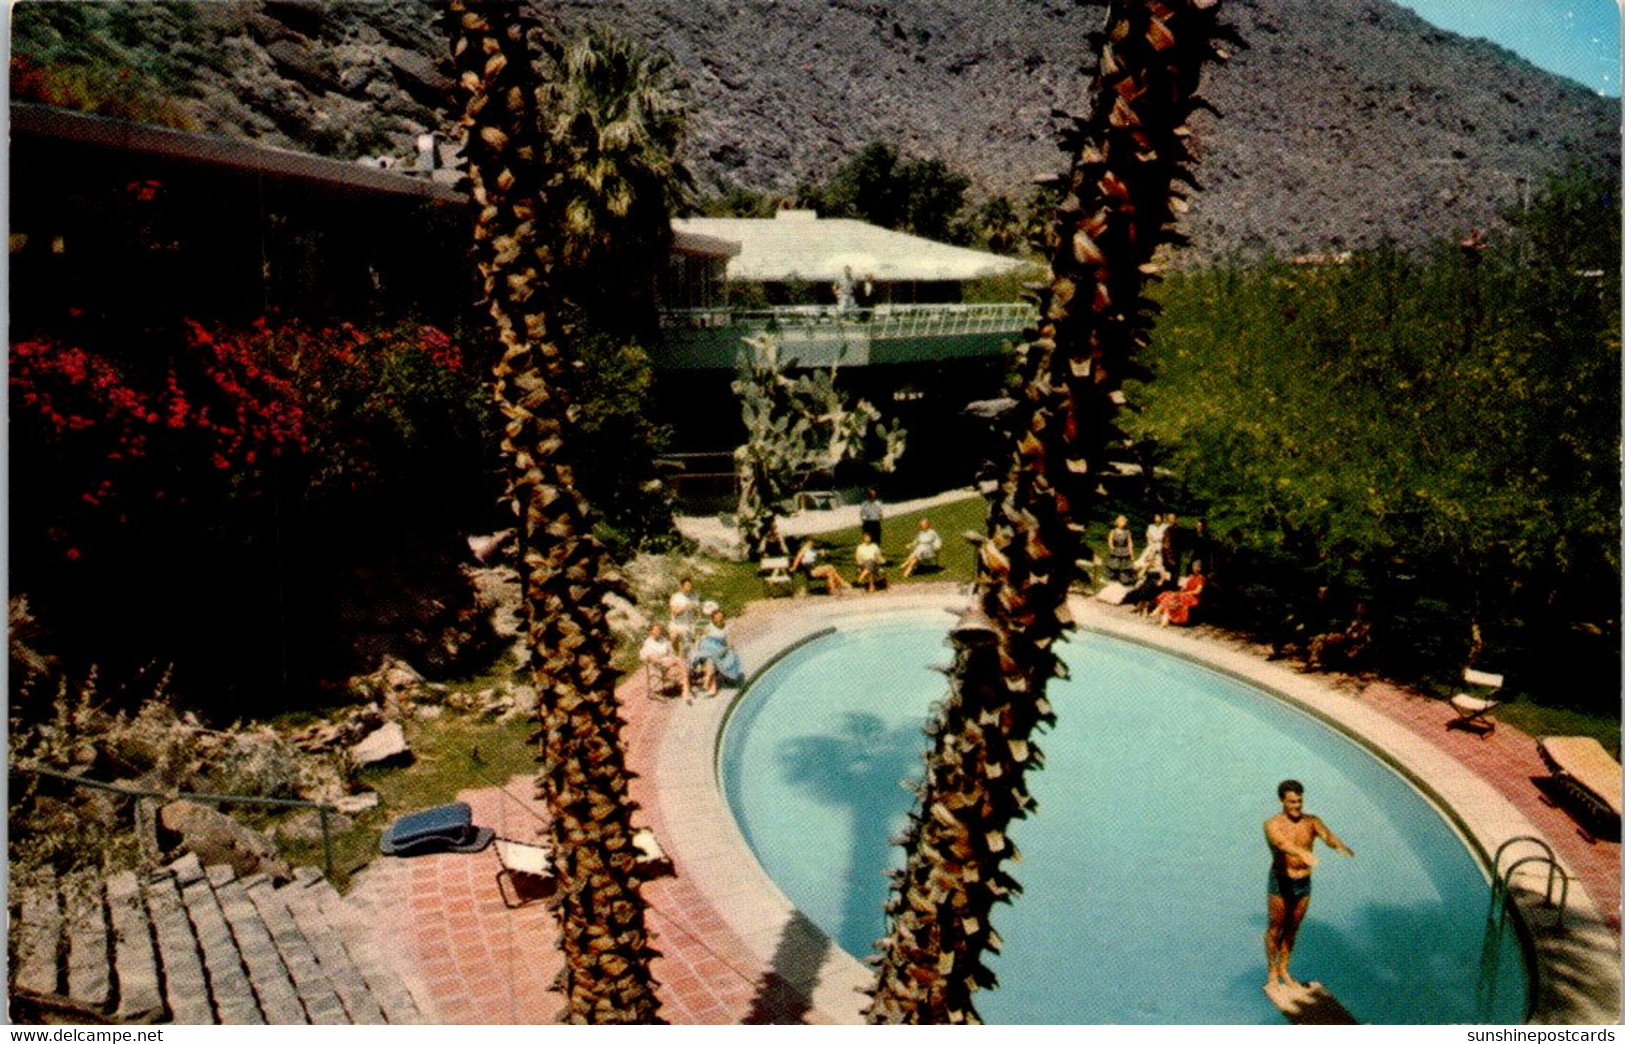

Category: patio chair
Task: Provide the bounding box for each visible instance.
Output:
[496,830,670,906]
[1447,668,1503,737]
[632,827,675,878]
[759,555,794,597]
[1537,736,1622,833]
[494,837,555,908]
[644,660,686,700]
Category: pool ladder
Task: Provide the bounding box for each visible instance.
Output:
[1478,837,1568,1016]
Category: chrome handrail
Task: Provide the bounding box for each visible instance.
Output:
[1488,835,1570,926]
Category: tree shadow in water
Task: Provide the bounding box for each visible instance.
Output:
[777,710,929,957]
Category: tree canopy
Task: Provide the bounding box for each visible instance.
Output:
[1125,167,1621,702]
[532,26,692,336]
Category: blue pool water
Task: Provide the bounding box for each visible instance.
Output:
[719,616,1529,1024]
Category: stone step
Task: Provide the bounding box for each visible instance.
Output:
[14,885,63,996]
[208,865,307,1025]
[242,873,350,1025]
[106,872,164,1022]
[144,872,215,1024]
[173,859,263,1026]
[281,873,386,1024]
[64,890,112,1013]
[307,877,422,1024]
[12,856,422,1027]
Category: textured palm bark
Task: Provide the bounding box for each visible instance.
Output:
[866,0,1232,1024]
[446,1,663,1024]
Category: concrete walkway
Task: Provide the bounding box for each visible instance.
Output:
[354,584,1619,1024]
[674,487,982,558]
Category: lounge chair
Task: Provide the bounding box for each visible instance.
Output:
[496,828,671,907]
[632,826,674,877]
[379,801,494,857]
[1537,736,1622,831]
[1447,668,1503,737]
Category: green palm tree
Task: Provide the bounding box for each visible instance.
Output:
[446,1,663,1023]
[537,26,691,335]
[866,0,1235,1023]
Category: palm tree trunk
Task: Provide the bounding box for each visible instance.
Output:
[866,0,1234,1023]
[446,1,663,1023]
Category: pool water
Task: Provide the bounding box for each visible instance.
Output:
[720,617,1528,1024]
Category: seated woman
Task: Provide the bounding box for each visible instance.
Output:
[854,532,886,592]
[900,518,943,578]
[638,622,690,699]
[690,608,744,696]
[1307,603,1372,672]
[791,538,849,595]
[1152,562,1207,628]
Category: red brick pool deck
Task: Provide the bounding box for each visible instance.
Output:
[353,590,1619,1023]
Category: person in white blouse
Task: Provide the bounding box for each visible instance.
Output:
[639,622,689,699]
[668,577,702,654]
[900,518,943,578]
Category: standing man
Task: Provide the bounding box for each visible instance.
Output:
[859,487,884,546]
[1264,779,1353,993]
[1160,512,1183,580]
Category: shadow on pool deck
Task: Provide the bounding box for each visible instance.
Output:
[741,910,830,1025]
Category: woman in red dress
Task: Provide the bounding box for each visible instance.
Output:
[1154,561,1207,627]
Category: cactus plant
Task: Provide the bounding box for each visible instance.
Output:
[732,334,905,557]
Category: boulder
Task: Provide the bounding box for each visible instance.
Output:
[265,39,343,95]
[158,800,294,884]
[348,721,412,769]
[467,529,515,564]
[383,46,454,107]
[479,693,515,718]
[604,591,649,634]
[332,791,380,815]
[509,684,539,716]
[277,808,356,841]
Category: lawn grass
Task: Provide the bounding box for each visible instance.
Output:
[272,709,537,892]
[1495,701,1620,760]
[689,493,989,614]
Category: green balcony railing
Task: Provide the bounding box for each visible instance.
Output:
[655,302,1035,369]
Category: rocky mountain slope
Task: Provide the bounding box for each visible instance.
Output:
[14,0,1619,258]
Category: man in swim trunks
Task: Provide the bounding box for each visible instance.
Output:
[1264,779,1353,992]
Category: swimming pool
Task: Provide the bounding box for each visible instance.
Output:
[719,615,1529,1024]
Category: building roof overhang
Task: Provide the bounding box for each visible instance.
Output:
[671,209,1029,283]
[11,102,464,203]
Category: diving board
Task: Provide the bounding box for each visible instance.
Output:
[1264,981,1358,1025]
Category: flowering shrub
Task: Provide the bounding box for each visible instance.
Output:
[11,319,487,556]
[10,340,157,518]
[172,320,310,469]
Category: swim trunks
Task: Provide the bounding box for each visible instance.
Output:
[1269,868,1312,904]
